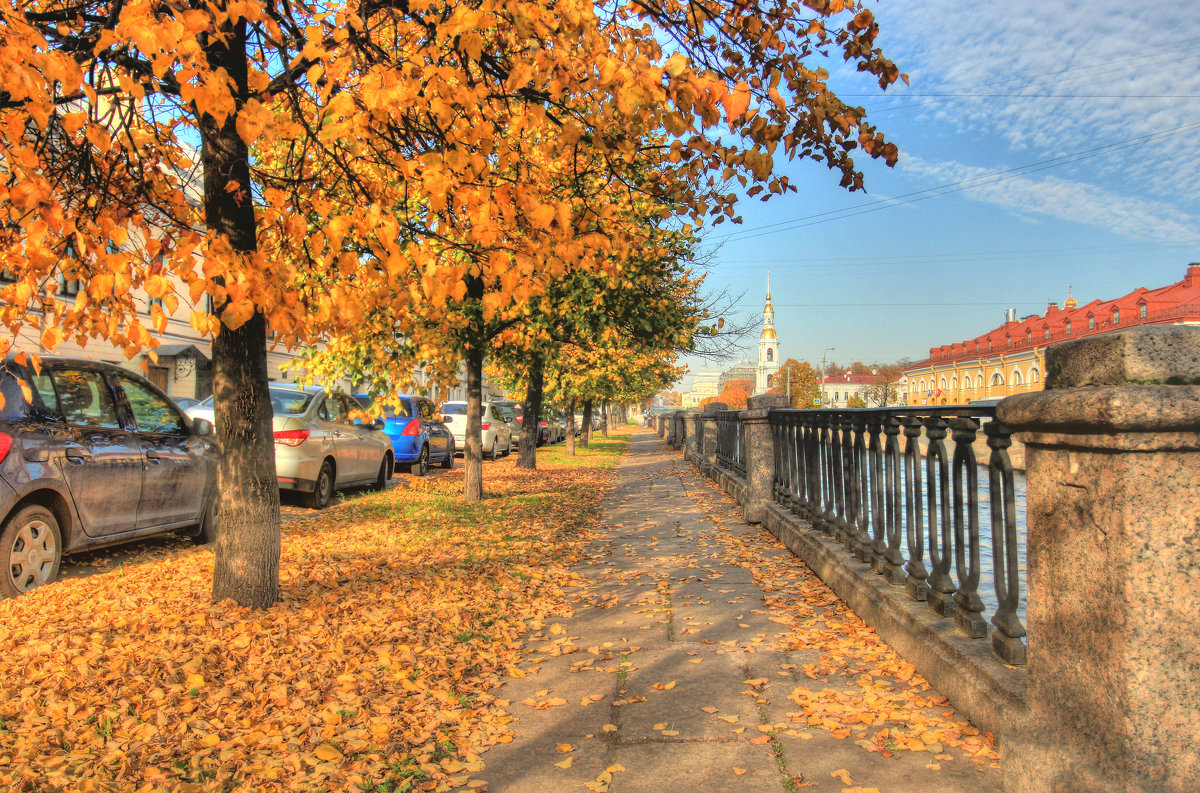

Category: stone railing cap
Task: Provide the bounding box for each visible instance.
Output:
[702,402,728,414]
[1047,326,1200,389]
[748,394,790,409]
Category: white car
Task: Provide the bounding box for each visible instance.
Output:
[441,401,513,460]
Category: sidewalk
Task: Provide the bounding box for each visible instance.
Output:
[480,432,1002,793]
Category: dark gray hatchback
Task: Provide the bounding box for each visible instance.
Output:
[0,358,218,597]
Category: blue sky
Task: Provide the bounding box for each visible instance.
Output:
[676,0,1200,389]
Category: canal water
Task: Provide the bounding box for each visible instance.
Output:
[976,470,1028,625]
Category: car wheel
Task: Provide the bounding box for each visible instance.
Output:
[501,437,511,456]
[371,456,389,491]
[487,439,499,461]
[410,445,429,476]
[0,505,62,598]
[441,441,455,469]
[304,460,335,509]
[191,494,218,545]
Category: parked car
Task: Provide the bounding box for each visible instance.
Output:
[573,414,585,436]
[545,411,566,443]
[356,393,454,476]
[509,408,550,447]
[187,386,393,509]
[0,358,218,597]
[441,401,513,460]
[172,396,203,410]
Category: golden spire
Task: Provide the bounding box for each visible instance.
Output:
[1064,284,1078,310]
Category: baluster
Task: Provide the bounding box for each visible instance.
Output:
[851,414,872,561]
[925,417,956,617]
[881,417,906,584]
[837,413,855,548]
[805,417,821,524]
[950,418,987,638]
[819,415,836,536]
[902,417,929,601]
[738,418,747,477]
[868,414,887,569]
[771,412,785,504]
[788,416,804,517]
[985,420,1027,665]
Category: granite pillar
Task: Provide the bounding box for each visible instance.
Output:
[742,394,789,524]
[698,402,726,475]
[997,326,1200,793]
[683,409,701,462]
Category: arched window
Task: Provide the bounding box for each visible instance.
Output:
[766,374,773,387]
[990,372,1005,386]
[1007,335,1013,349]
[1088,314,1095,330]
[1065,319,1072,335]
[1012,369,1024,386]
[1139,302,1147,319]
[1026,329,1033,343]
[1112,308,1120,325]
[1043,326,1050,341]
[950,376,958,392]
[939,377,948,390]
[1031,367,1041,383]
[988,339,993,352]
[766,349,773,362]
[977,373,984,390]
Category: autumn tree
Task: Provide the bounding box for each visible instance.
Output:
[662,391,683,406]
[768,358,820,408]
[861,363,905,407]
[846,394,867,408]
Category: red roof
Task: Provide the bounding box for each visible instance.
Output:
[908,263,1200,370]
[819,373,879,385]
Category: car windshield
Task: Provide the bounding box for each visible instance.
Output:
[270,388,315,415]
[356,395,413,419]
[443,403,468,415]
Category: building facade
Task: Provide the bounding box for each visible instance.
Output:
[719,361,757,394]
[755,275,781,395]
[904,263,1200,405]
[682,369,721,407]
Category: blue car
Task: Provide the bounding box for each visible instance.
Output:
[355,394,455,476]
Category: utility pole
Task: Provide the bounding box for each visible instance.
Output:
[820,347,835,408]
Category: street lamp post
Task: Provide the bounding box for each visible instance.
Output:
[820,347,835,407]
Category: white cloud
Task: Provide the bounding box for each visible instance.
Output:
[862,0,1200,202]
[901,154,1200,243]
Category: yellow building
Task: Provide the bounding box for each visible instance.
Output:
[904,264,1200,406]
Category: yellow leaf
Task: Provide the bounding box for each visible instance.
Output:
[733,767,747,775]
[831,769,853,785]
[601,724,617,733]
[556,744,572,753]
[652,722,668,731]
[555,757,574,769]
[314,744,343,762]
[185,673,205,689]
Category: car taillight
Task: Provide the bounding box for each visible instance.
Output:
[402,419,421,436]
[273,429,310,447]
[481,422,491,431]
[540,422,548,428]
[0,432,11,462]
[515,416,524,423]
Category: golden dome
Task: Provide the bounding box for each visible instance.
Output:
[1065,286,1077,310]
[760,327,777,340]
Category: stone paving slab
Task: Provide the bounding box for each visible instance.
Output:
[480,431,1003,792]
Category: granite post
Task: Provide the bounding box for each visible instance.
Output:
[997,326,1200,793]
[742,394,789,524]
[699,402,726,475]
[683,409,701,462]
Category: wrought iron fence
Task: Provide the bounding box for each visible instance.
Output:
[769,406,1026,665]
[716,411,746,478]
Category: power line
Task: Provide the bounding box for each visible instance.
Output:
[844,93,1200,99]
[711,120,1200,244]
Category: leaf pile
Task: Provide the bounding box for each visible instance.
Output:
[683,467,1001,769]
[0,437,626,792]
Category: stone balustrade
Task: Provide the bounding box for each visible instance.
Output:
[666,327,1200,793]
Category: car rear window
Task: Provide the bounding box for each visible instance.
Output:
[270,388,314,415]
[0,366,31,421]
[443,403,468,415]
[356,395,413,419]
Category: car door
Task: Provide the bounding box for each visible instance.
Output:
[419,399,448,459]
[112,373,210,529]
[489,404,511,449]
[314,394,356,484]
[48,366,143,538]
[337,394,377,480]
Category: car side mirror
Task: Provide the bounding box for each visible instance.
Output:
[373,419,386,430]
[193,417,214,437]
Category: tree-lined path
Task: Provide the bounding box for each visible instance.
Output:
[483,432,1002,792]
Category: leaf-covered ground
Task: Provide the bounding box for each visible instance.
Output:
[0,434,628,792]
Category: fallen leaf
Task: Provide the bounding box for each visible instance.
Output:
[831,769,854,785]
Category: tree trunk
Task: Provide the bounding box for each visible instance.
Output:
[565,395,577,456]
[580,399,593,448]
[203,16,280,609]
[463,344,484,501]
[517,354,543,469]
[600,401,609,438]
